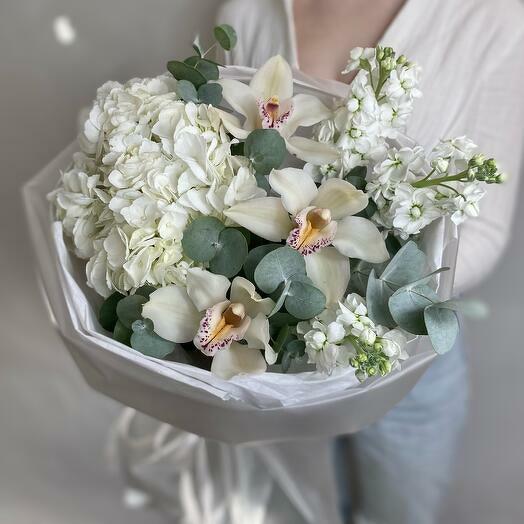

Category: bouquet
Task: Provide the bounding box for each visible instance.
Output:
[47,25,502,384]
[25,25,504,443]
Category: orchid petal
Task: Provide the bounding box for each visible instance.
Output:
[305,247,350,305]
[244,313,277,365]
[312,179,368,219]
[249,55,293,100]
[215,109,251,139]
[281,94,332,138]
[230,277,274,317]
[217,80,258,133]
[268,167,318,216]
[333,216,390,263]
[142,286,201,343]
[211,342,267,380]
[224,197,293,241]
[286,136,339,165]
[186,268,230,312]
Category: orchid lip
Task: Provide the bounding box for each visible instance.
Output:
[258,96,293,130]
[287,206,337,255]
[194,301,250,356]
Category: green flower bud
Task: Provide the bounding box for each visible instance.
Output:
[367,367,377,377]
[357,353,368,363]
[397,54,407,65]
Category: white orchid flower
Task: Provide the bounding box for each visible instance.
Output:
[225,167,389,267]
[142,268,276,377]
[218,55,338,164]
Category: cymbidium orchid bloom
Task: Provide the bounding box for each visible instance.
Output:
[142,268,276,378]
[218,55,339,165]
[225,167,390,268]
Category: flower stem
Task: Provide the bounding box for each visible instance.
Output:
[412,170,468,188]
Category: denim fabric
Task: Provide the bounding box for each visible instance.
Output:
[337,344,469,524]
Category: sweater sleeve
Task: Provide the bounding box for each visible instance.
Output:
[454,29,524,295]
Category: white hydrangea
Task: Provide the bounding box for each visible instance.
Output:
[51,75,263,297]
[297,293,409,379]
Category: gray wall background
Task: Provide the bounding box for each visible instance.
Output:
[0,1,522,523]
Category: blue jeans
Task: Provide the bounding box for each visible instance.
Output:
[336,344,469,524]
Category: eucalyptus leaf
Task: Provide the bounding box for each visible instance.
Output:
[214,24,238,51]
[98,291,125,331]
[192,35,203,57]
[286,338,306,357]
[135,284,157,300]
[131,319,175,359]
[243,244,281,282]
[195,59,219,81]
[167,60,207,88]
[285,281,326,320]
[209,228,248,278]
[254,246,306,294]
[345,166,367,189]
[268,280,292,317]
[116,294,147,329]
[181,216,225,262]
[230,141,244,156]
[281,338,306,372]
[380,240,427,288]
[424,305,459,354]
[255,173,271,193]
[245,129,287,176]
[269,313,299,337]
[436,299,489,319]
[366,269,396,327]
[388,284,438,335]
[198,83,222,106]
[272,324,291,356]
[176,79,198,102]
[113,319,132,346]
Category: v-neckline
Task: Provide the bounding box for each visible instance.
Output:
[284,0,414,72]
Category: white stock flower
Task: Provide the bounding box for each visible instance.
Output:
[390,183,441,237]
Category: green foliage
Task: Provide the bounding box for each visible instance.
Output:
[113,320,132,346]
[130,319,175,359]
[167,60,207,88]
[244,129,287,176]
[116,294,147,329]
[254,246,306,294]
[366,269,396,327]
[380,241,427,287]
[281,339,306,373]
[424,305,459,354]
[214,24,238,51]
[98,291,125,331]
[284,281,326,320]
[345,166,367,190]
[388,284,438,334]
[135,285,157,299]
[194,59,219,81]
[176,79,199,102]
[208,228,248,278]
[181,216,225,262]
[243,244,281,282]
[197,82,222,106]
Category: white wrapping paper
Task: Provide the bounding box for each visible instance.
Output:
[22,71,459,445]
